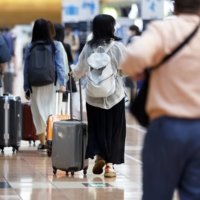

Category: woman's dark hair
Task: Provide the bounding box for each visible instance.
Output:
[47,20,56,38]
[88,14,121,48]
[54,23,65,43]
[174,0,200,13]
[129,25,141,36]
[31,19,55,52]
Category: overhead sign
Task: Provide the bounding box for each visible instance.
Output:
[142,0,164,20]
[62,0,99,22]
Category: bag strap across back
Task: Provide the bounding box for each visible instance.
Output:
[105,41,115,54]
[152,22,200,70]
[29,41,46,52]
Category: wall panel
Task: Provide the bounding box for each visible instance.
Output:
[0,0,61,27]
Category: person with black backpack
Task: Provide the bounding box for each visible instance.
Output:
[23,19,66,150]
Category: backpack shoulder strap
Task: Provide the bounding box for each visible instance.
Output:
[30,41,45,52]
[105,41,116,54]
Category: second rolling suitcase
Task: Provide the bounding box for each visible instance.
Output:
[46,91,70,157]
[0,76,22,152]
[52,77,88,176]
[22,102,38,145]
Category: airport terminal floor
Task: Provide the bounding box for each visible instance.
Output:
[0,68,180,200]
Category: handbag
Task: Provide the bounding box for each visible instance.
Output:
[66,65,77,93]
[130,22,200,127]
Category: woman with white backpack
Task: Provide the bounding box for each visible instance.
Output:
[70,14,126,178]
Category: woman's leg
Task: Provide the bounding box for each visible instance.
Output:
[38,132,45,145]
[37,132,46,150]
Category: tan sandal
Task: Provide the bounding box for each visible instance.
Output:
[104,165,116,178]
[92,156,106,175]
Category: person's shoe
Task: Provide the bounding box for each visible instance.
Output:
[37,144,47,151]
[92,155,106,175]
[104,165,116,178]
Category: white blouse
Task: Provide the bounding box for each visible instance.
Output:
[73,41,127,109]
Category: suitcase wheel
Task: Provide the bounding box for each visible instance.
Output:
[66,171,69,175]
[1,148,4,153]
[29,141,31,146]
[12,148,15,153]
[47,151,52,157]
[53,167,57,175]
[83,170,87,175]
[47,141,52,157]
[71,171,74,176]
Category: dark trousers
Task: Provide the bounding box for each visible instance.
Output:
[142,117,200,200]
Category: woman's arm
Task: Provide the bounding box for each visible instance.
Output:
[54,42,66,88]
[121,22,165,80]
[59,42,69,83]
[72,45,87,81]
[111,42,127,77]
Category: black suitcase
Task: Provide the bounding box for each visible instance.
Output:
[0,75,22,152]
[52,76,88,176]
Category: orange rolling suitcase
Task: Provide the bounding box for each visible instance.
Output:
[46,90,70,157]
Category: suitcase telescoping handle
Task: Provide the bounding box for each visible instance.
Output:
[68,74,83,121]
[55,90,62,115]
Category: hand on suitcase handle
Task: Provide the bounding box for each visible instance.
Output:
[68,72,73,77]
[59,86,66,93]
[25,94,30,100]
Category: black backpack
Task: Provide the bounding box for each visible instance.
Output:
[27,41,56,87]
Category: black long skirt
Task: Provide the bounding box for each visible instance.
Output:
[85,98,126,164]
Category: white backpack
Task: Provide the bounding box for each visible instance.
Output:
[86,41,116,98]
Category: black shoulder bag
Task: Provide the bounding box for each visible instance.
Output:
[130,23,200,128]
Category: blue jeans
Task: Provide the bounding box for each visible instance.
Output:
[142,117,200,200]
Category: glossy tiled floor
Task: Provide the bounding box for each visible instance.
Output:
[0,67,180,200]
[0,112,179,200]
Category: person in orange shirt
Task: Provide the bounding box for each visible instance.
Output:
[121,0,200,199]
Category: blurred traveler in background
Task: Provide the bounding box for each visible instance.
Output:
[2,27,16,59]
[0,34,11,77]
[48,21,69,82]
[54,23,77,114]
[64,25,80,62]
[54,23,77,91]
[2,26,16,94]
[23,19,66,150]
[124,25,141,107]
[54,23,73,65]
[126,25,141,45]
[47,21,69,114]
[70,14,126,178]
[122,0,200,199]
